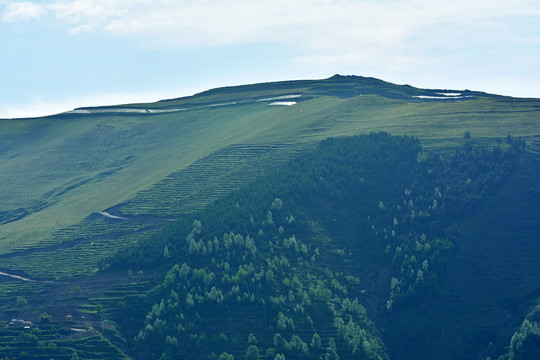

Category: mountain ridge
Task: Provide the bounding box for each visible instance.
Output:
[69,74,501,113]
[0,75,538,360]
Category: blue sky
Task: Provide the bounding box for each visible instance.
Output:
[1,0,540,118]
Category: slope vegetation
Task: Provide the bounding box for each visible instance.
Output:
[105,133,525,360]
[0,76,539,360]
[1,75,537,260]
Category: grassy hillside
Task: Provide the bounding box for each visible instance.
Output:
[0,76,538,259]
[0,75,538,359]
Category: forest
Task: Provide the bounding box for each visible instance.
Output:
[102,132,526,360]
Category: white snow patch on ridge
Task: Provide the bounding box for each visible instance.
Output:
[269,101,297,106]
[258,94,302,102]
[436,92,462,96]
[147,109,185,113]
[414,96,456,99]
[413,95,473,100]
[69,108,185,114]
[68,101,240,115]
[208,102,237,107]
[70,108,148,114]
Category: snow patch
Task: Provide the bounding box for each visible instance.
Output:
[99,211,128,220]
[0,271,35,282]
[68,101,238,114]
[413,95,473,100]
[69,108,148,114]
[208,102,237,107]
[436,92,462,96]
[69,107,188,114]
[269,101,297,106]
[147,108,186,113]
[258,94,302,102]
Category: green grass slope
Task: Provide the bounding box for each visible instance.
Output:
[0,75,538,260]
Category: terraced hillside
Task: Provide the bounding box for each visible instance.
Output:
[0,75,539,359]
[1,75,538,260]
[118,142,316,217]
[0,142,314,280]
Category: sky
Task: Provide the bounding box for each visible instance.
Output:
[1,0,540,118]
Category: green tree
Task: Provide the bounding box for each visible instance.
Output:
[266,211,274,225]
[38,312,51,323]
[327,337,337,352]
[16,296,27,308]
[186,293,195,307]
[274,333,284,349]
[325,349,339,360]
[311,332,321,350]
[266,348,276,359]
[218,352,233,360]
[214,333,227,347]
[165,335,178,348]
[246,345,260,360]
[265,269,274,282]
[271,198,283,210]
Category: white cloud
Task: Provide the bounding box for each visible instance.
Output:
[2,1,46,22]
[48,0,126,26]
[4,1,540,66]
[68,23,95,34]
[2,0,540,107]
[21,0,540,75]
[4,1,539,41]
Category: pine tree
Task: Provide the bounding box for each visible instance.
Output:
[246,345,260,360]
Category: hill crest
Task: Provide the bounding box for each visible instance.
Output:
[68,74,499,114]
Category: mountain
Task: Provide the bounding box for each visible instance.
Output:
[0,75,538,360]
